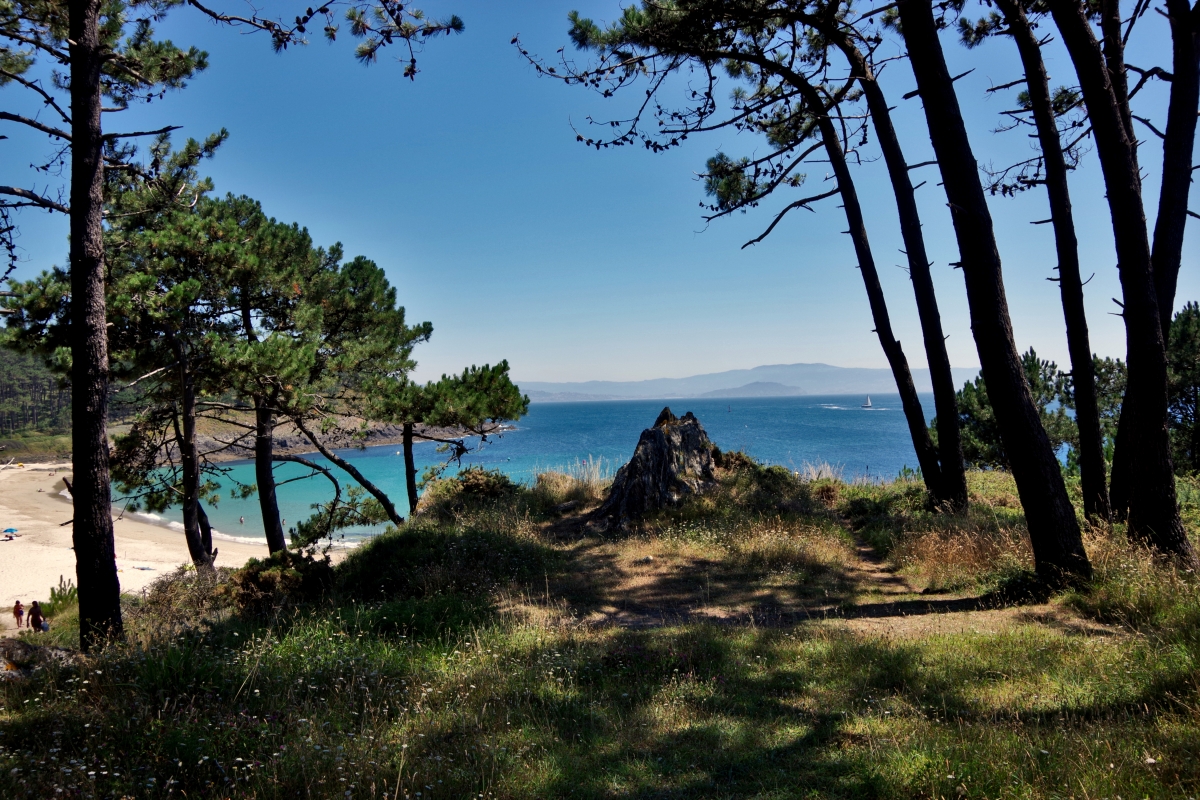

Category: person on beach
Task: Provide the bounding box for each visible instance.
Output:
[12,601,23,628]
[26,601,43,633]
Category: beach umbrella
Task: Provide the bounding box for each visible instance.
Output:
[3,528,17,533]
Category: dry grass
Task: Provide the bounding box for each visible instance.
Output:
[530,458,613,509]
[1065,527,1200,633]
[889,521,1033,593]
[835,471,1038,592]
[4,461,1200,799]
[797,460,844,481]
[652,516,854,576]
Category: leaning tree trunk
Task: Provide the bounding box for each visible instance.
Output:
[1050,0,1196,566]
[292,416,406,528]
[839,40,968,511]
[197,501,217,562]
[784,72,946,500]
[69,0,123,651]
[1152,0,1200,333]
[403,421,419,513]
[254,396,287,553]
[174,340,215,571]
[1100,0,1137,160]
[899,0,1091,584]
[998,0,1110,521]
[240,299,287,553]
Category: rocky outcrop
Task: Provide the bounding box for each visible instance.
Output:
[595,407,717,529]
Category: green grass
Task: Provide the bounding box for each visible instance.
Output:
[2,464,1198,798]
[0,430,71,461]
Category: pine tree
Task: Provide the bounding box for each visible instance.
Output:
[3,0,464,647]
[538,0,968,511]
[382,363,529,512]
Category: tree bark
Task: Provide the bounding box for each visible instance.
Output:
[240,297,286,552]
[174,340,214,571]
[835,37,968,511]
[1152,0,1200,332]
[403,421,419,513]
[292,416,406,528]
[69,0,123,651]
[1108,395,1133,517]
[997,0,1110,521]
[1050,0,1196,565]
[1100,0,1137,153]
[197,501,217,562]
[254,397,287,553]
[791,75,946,498]
[899,0,1091,583]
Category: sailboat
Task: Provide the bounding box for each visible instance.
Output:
[862,396,873,408]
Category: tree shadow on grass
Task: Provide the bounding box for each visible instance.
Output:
[427,625,1200,798]
[542,534,859,630]
[3,610,1198,798]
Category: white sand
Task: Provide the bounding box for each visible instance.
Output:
[0,463,270,635]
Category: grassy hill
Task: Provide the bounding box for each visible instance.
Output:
[2,460,1197,798]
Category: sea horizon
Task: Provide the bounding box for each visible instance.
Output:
[126,393,932,545]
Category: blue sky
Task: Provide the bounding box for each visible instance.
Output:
[2,1,1192,383]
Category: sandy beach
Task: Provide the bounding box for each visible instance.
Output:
[0,462,271,636]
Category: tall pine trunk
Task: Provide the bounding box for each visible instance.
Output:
[1050,0,1196,566]
[1152,0,1200,333]
[197,501,216,561]
[69,0,123,651]
[403,421,419,513]
[1098,0,1196,518]
[1108,402,1133,517]
[899,0,1091,583]
[240,298,286,553]
[997,0,1110,521]
[174,340,214,571]
[791,74,945,495]
[838,41,968,511]
[254,397,287,553]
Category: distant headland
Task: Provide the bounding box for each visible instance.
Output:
[520,362,980,403]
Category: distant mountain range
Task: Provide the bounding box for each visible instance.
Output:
[520,362,979,403]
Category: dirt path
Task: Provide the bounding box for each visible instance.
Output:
[523,523,1121,639]
[832,537,1122,638]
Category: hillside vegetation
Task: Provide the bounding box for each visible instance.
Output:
[2,458,1198,799]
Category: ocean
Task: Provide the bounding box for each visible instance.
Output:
[125,393,934,545]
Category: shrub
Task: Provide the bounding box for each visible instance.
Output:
[229,551,334,616]
[334,524,558,602]
[42,575,78,617]
[714,448,756,471]
[416,466,519,519]
[457,466,517,498]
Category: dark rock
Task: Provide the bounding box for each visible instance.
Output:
[595,407,717,529]
[0,637,81,681]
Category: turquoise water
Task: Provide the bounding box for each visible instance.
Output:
[131,393,932,545]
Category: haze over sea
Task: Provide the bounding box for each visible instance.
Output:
[131,394,932,546]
